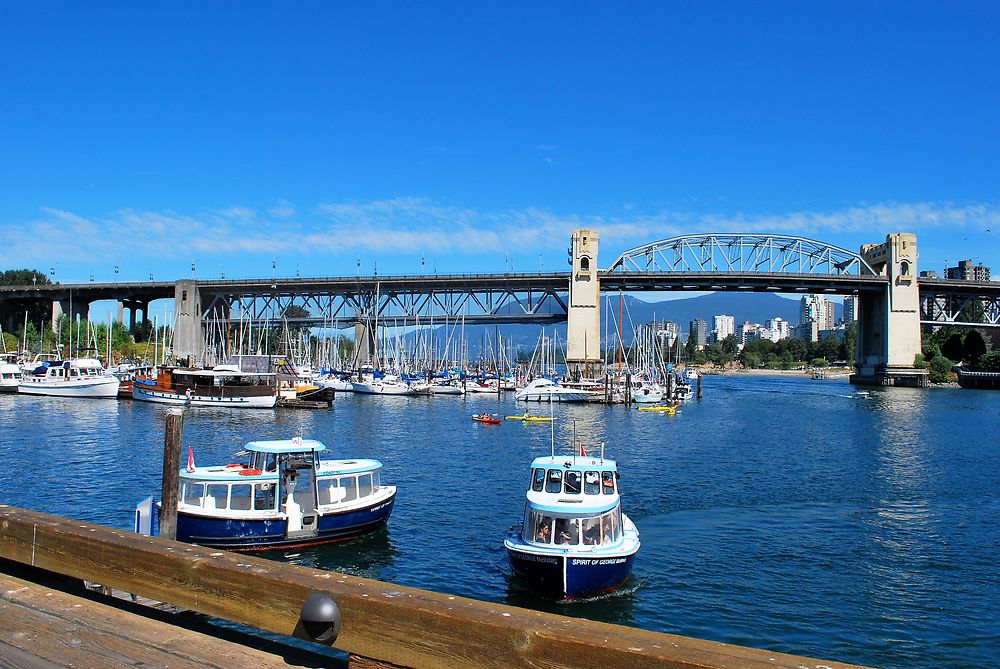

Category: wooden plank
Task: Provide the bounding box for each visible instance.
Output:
[0,570,332,668]
[0,505,870,669]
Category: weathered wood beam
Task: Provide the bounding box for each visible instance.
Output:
[0,506,869,669]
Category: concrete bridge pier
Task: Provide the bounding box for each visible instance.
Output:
[120,299,149,333]
[565,229,604,380]
[173,280,203,365]
[851,233,929,387]
[51,298,90,332]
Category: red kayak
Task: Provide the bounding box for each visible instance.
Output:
[472,414,502,425]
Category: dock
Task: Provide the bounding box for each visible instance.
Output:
[0,504,870,669]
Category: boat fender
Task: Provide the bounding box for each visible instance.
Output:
[239,469,263,476]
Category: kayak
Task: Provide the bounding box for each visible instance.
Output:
[472,414,502,425]
[638,405,677,413]
[505,415,556,422]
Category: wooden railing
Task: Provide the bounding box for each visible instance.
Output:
[0,505,869,669]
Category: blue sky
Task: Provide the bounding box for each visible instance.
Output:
[1,2,997,285]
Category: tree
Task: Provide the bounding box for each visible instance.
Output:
[720,334,739,358]
[684,336,698,360]
[743,351,762,368]
[928,355,955,383]
[976,351,1000,372]
[0,269,53,329]
[704,342,725,367]
[816,334,841,364]
[842,322,857,364]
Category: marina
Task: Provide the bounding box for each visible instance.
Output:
[1,374,997,669]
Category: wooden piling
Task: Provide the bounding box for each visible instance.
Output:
[159,409,183,540]
[697,373,703,400]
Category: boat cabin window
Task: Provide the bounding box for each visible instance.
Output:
[182,482,204,507]
[255,482,276,510]
[340,476,358,502]
[602,471,616,494]
[554,517,580,545]
[525,509,554,544]
[357,473,373,498]
[531,468,545,492]
[544,469,562,493]
[584,471,600,494]
[580,507,622,545]
[372,469,380,490]
[230,484,253,510]
[204,483,228,510]
[564,471,582,495]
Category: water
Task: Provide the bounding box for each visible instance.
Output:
[1,376,998,668]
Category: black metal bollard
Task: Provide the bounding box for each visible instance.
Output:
[293,592,342,646]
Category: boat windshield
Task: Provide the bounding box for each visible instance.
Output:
[535,467,616,495]
[523,506,622,546]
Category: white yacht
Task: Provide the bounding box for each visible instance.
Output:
[514,378,597,403]
[0,354,22,393]
[18,358,120,399]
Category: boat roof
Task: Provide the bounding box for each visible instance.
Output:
[174,367,275,377]
[182,457,382,481]
[245,438,326,453]
[530,454,618,472]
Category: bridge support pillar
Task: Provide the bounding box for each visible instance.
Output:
[173,280,203,365]
[565,229,603,380]
[51,301,63,333]
[354,321,377,367]
[851,233,928,388]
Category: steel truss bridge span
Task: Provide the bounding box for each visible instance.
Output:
[608,233,876,276]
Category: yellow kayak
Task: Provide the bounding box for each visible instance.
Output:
[505,415,556,422]
[638,405,677,413]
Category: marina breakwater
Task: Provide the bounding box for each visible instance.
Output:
[1,374,998,668]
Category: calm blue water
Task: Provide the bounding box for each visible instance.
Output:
[1,376,998,668]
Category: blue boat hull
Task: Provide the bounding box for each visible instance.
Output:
[506,545,636,598]
[175,494,395,550]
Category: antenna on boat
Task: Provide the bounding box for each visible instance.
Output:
[600,441,605,463]
[549,393,555,457]
[572,419,576,458]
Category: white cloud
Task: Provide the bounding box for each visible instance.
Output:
[1,199,997,272]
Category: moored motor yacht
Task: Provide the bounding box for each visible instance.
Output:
[0,353,22,393]
[18,357,120,398]
[132,364,278,408]
[514,378,597,402]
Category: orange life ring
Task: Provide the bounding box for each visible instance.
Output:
[225,463,244,469]
[238,469,263,476]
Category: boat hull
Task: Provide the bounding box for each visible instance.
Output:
[505,543,636,598]
[350,382,416,395]
[176,493,396,550]
[18,377,120,398]
[132,384,277,408]
[514,391,594,402]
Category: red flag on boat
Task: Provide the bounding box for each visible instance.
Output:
[579,442,586,457]
[187,446,196,473]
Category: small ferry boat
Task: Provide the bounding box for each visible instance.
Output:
[133,364,278,408]
[18,357,120,398]
[174,437,396,550]
[504,449,640,598]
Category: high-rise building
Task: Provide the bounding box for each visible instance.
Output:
[689,319,707,350]
[800,294,834,331]
[764,317,789,341]
[651,320,679,348]
[737,321,766,348]
[945,259,991,282]
[713,315,735,343]
[842,296,858,324]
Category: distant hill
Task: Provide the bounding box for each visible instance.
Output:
[420,292,842,356]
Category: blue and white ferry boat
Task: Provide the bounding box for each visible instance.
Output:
[504,450,640,598]
[173,437,396,550]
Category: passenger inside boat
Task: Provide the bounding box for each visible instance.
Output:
[525,507,623,546]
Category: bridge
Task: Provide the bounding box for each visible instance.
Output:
[2,231,998,386]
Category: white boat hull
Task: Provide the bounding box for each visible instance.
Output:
[514,389,595,402]
[350,381,416,395]
[132,385,277,408]
[18,377,120,398]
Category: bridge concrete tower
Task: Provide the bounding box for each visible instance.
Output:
[565,229,603,380]
[851,233,928,387]
[173,280,203,365]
